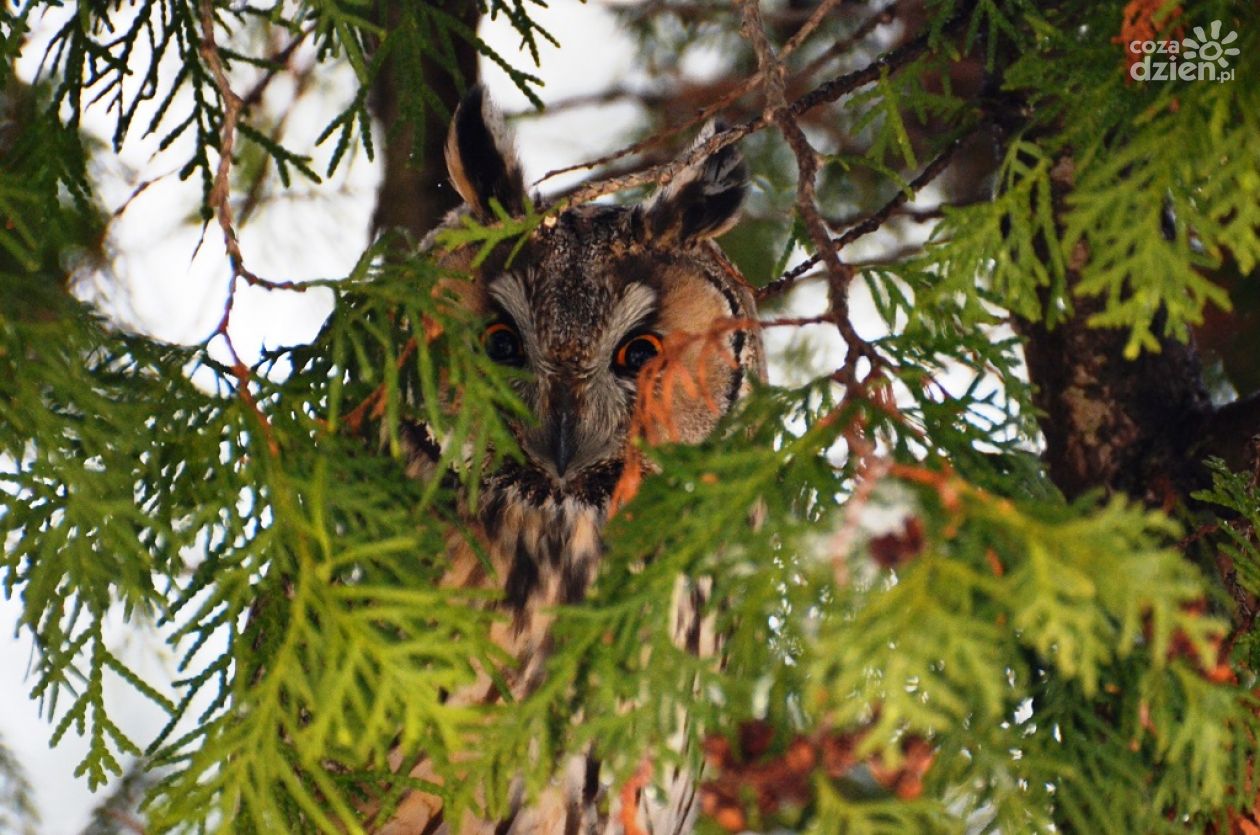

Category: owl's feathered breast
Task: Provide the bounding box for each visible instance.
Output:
[368,86,762,835]
[480,459,622,613]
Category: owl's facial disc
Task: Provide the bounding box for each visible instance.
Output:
[438,87,759,509]
[483,270,657,487]
[515,367,633,485]
[536,325,661,478]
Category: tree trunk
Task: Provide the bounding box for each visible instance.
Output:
[369,1,481,242]
[1014,151,1259,507]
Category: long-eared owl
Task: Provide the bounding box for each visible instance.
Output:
[370,87,764,835]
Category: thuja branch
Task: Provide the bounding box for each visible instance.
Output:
[550,0,976,210]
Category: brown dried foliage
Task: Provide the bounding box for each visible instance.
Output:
[1113,0,1184,75]
[700,720,935,831]
[868,516,926,569]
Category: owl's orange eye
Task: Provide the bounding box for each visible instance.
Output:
[613,332,663,376]
[483,322,524,365]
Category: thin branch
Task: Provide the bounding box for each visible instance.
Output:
[537,0,970,204]
[738,0,787,116]
[529,0,888,185]
[610,0,849,27]
[507,86,656,120]
[239,40,319,226]
[848,241,933,268]
[104,808,149,834]
[758,137,964,301]
[796,2,897,75]
[795,2,900,83]
[738,0,873,383]
[198,1,308,293]
[199,0,247,284]
[240,26,313,109]
[825,199,983,230]
[530,73,758,189]
[198,0,285,457]
[827,418,890,582]
[780,0,846,61]
[780,241,935,285]
[546,149,676,202]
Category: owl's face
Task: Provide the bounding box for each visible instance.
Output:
[438,88,762,505]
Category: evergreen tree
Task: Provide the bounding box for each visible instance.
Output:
[2,0,1259,831]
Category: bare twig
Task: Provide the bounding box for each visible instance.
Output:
[239,36,319,226]
[240,26,313,109]
[739,0,787,116]
[777,241,937,287]
[199,0,247,282]
[529,0,871,186]
[848,241,935,268]
[198,1,307,293]
[508,86,655,120]
[740,0,875,384]
[198,0,289,457]
[547,148,676,202]
[828,418,890,582]
[538,0,969,204]
[531,75,757,189]
[611,0,847,27]
[781,0,846,59]
[826,199,983,230]
[104,808,149,834]
[795,2,900,84]
[758,137,964,302]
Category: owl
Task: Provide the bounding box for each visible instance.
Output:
[367,87,764,835]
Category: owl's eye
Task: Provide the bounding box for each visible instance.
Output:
[613,332,663,376]
[483,322,524,366]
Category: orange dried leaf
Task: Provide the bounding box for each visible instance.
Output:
[608,451,644,517]
[618,760,653,835]
[1113,0,1184,76]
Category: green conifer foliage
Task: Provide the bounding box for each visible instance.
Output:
[2,0,1259,832]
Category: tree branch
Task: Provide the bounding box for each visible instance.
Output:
[544,0,974,209]
[758,137,963,302]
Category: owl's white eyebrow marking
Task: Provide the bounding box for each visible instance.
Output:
[605,282,657,346]
[487,272,536,345]
[487,272,529,319]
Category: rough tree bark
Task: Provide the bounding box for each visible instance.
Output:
[1016,153,1215,506]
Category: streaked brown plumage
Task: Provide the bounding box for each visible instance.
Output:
[368,87,763,835]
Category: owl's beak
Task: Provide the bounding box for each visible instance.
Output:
[546,388,579,477]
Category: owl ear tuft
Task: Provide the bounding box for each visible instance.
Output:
[644,120,747,244]
[445,85,527,219]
